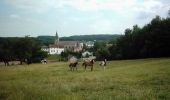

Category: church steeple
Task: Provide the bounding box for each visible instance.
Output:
[55,31,59,44]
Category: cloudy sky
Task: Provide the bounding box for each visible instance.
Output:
[0,0,169,37]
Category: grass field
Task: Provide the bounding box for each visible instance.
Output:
[0,58,170,100]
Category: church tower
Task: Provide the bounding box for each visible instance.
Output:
[55,31,59,44]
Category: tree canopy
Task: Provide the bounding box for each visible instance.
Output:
[109,16,170,59]
[0,37,48,65]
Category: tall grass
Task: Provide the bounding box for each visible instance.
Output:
[0,58,170,100]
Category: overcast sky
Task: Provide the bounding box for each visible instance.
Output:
[0,0,169,37]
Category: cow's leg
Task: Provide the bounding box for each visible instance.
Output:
[69,65,72,71]
[85,65,87,71]
[91,65,93,71]
[76,66,77,71]
[4,60,6,66]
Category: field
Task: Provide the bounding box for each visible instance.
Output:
[0,58,170,100]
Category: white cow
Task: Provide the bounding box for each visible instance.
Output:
[99,59,107,70]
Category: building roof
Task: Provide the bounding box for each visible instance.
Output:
[56,41,80,46]
[42,41,81,49]
[49,44,64,48]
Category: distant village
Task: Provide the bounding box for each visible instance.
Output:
[41,32,95,58]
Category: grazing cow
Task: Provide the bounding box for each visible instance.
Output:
[69,61,78,71]
[41,59,47,64]
[82,59,95,71]
[100,59,107,70]
[69,57,78,71]
[3,59,9,66]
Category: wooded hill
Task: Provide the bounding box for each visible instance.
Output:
[37,34,121,45]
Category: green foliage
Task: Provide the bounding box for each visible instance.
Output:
[93,41,111,60]
[60,34,121,41]
[96,47,110,60]
[37,34,121,45]
[61,51,68,58]
[47,54,60,60]
[0,58,170,99]
[94,41,106,51]
[37,36,55,45]
[0,37,48,64]
[109,16,170,59]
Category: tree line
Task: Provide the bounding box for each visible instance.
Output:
[0,37,48,66]
[37,34,121,45]
[60,34,121,41]
[93,16,170,60]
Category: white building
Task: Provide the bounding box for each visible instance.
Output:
[48,46,64,55]
[41,45,64,55]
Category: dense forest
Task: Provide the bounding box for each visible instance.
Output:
[95,16,170,60]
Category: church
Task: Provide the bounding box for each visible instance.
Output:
[41,32,83,55]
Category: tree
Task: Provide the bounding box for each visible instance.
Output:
[61,51,68,60]
[96,47,110,60]
[93,41,111,60]
[14,37,34,64]
[168,10,170,17]
[0,37,48,65]
[0,38,18,65]
[109,15,170,59]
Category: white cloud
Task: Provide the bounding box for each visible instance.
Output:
[5,0,55,13]
[90,19,113,33]
[5,0,169,13]
[2,0,170,37]
[9,14,20,19]
[4,0,170,21]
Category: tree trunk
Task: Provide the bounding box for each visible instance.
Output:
[20,60,23,65]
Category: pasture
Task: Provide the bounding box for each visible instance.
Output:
[0,58,170,100]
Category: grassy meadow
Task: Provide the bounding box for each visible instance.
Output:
[0,58,170,100]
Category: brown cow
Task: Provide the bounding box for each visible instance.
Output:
[69,61,78,71]
[69,57,78,71]
[82,59,95,71]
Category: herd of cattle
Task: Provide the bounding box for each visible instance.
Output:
[1,57,107,71]
[69,58,107,71]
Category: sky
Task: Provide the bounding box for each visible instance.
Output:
[0,0,169,37]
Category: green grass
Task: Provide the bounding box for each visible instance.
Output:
[46,54,61,61]
[0,58,170,100]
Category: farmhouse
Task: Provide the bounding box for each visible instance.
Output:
[41,32,83,55]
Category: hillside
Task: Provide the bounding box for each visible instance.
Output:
[0,58,169,100]
[37,34,121,45]
[60,34,121,41]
